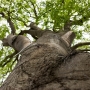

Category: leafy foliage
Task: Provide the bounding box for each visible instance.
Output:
[0,0,90,84]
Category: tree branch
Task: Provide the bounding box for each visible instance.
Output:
[64,14,90,31]
[0,12,16,34]
[12,17,30,27]
[77,49,90,52]
[30,22,42,30]
[7,12,16,34]
[0,12,5,17]
[7,17,16,34]
[19,22,44,39]
[30,1,38,18]
[0,51,17,67]
[2,38,9,46]
[19,29,45,39]
[72,42,90,50]
[64,20,72,31]
[61,31,75,47]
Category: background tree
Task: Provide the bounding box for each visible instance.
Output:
[0,0,90,89]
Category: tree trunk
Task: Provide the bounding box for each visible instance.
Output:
[0,32,90,90]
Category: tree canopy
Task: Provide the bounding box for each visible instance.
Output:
[0,0,90,85]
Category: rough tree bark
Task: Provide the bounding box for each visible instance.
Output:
[0,30,90,90]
